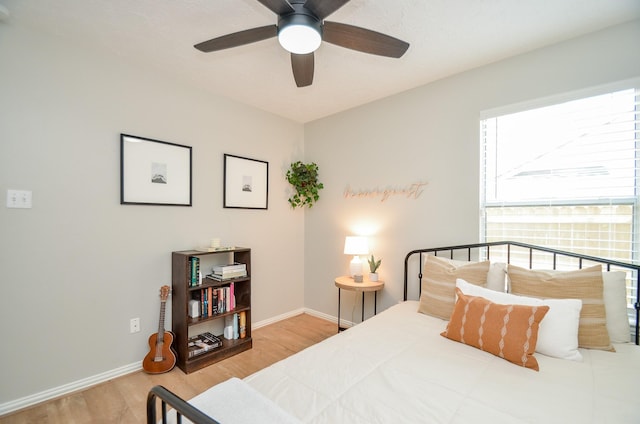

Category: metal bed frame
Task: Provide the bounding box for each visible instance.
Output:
[404,240,640,345]
[147,385,219,424]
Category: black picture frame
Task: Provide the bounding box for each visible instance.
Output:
[120,134,192,206]
[223,154,269,209]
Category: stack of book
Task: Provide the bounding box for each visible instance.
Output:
[196,283,236,318]
[187,332,222,358]
[207,263,247,281]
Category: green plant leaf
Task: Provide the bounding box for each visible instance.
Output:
[368,255,382,272]
[286,161,324,209]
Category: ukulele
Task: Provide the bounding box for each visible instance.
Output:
[142,285,177,374]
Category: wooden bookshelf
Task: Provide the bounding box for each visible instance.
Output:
[171,248,252,373]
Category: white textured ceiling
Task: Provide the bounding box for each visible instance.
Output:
[3,0,640,123]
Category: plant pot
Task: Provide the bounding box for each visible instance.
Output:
[369,273,379,282]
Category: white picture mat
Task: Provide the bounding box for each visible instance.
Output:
[121,135,191,205]
[224,155,268,209]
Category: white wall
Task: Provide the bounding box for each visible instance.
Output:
[303,20,640,321]
[0,21,305,406]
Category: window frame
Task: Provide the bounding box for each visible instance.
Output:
[479,79,640,324]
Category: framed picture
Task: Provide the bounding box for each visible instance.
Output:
[224,154,269,209]
[120,134,192,206]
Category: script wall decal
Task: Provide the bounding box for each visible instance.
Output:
[344,182,428,202]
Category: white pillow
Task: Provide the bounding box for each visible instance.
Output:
[603,272,631,343]
[444,258,507,292]
[457,278,583,361]
[487,262,507,292]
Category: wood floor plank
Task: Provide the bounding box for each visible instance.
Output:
[52,394,92,424]
[0,313,335,424]
[81,382,130,423]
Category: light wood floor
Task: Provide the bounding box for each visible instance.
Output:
[0,313,336,424]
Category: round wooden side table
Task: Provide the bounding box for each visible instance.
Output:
[334,276,384,332]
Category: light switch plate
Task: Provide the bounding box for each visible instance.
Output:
[6,190,32,208]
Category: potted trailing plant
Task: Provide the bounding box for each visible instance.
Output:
[286,161,324,208]
[368,255,382,282]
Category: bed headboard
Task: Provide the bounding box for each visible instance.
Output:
[403,241,640,344]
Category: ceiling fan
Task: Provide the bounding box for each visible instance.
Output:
[194,0,409,87]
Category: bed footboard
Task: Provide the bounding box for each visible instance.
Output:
[146,385,219,424]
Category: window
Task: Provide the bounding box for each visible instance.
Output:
[480,81,639,321]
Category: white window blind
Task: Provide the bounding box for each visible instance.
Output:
[480,82,640,318]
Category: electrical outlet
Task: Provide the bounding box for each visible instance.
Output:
[130,317,140,333]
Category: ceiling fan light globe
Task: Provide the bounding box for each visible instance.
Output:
[278,24,321,54]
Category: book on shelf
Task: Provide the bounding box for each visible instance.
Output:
[233,312,239,339]
[189,257,201,287]
[201,288,208,317]
[211,289,219,315]
[187,332,223,358]
[239,311,246,339]
[192,285,235,318]
[212,262,246,274]
[206,271,247,281]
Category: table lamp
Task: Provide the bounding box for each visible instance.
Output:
[344,236,369,282]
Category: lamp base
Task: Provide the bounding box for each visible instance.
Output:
[353,275,363,283]
[349,256,363,278]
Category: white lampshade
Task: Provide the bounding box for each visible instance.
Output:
[344,236,369,279]
[278,25,321,54]
[277,13,322,54]
[344,236,369,255]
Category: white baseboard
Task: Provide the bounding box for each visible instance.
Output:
[253,307,354,328]
[262,306,354,329]
[0,308,347,417]
[0,362,141,417]
[303,307,354,329]
[252,307,306,329]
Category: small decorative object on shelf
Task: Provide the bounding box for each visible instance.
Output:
[286,161,324,208]
[195,238,236,252]
[172,247,252,373]
[368,255,382,282]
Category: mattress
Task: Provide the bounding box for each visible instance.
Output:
[243,301,639,424]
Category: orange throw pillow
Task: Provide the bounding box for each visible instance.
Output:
[441,288,550,371]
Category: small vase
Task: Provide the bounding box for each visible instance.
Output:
[369,273,379,282]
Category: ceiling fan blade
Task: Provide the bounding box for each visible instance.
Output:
[256,0,294,15]
[194,25,277,52]
[323,21,409,58]
[304,0,350,20]
[291,53,314,87]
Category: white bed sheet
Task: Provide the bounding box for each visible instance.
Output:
[164,377,302,424]
[243,301,640,424]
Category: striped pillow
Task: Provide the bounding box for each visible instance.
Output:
[441,288,549,371]
[508,264,614,352]
[417,256,490,319]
